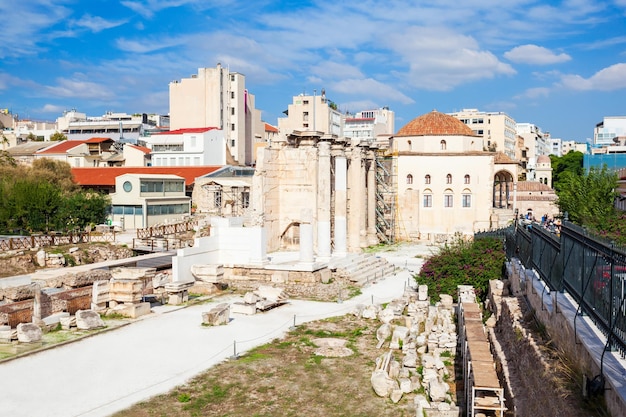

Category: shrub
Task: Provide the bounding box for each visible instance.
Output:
[415,236,505,302]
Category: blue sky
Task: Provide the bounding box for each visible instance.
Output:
[1,0,626,143]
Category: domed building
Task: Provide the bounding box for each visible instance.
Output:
[392,110,522,242]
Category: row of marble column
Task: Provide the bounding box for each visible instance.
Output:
[300,140,378,262]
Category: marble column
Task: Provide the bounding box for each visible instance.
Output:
[348,147,365,251]
[300,209,314,263]
[367,155,378,245]
[334,152,347,256]
[317,141,331,259]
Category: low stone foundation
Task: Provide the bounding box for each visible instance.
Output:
[222,266,348,301]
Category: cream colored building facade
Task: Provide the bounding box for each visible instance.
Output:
[393,111,522,242]
[448,109,517,160]
[110,173,190,229]
[277,91,342,139]
[169,64,263,166]
[343,108,395,142]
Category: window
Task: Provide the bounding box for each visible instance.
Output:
[231,107,235,115]
[444,194,453,208]
[230,91,235,99]
[303,100,309,105]
[407,140,412,150]
[230,75,235,81]
[446,174,452,184]
[425,174,431,184]
[464,174,470,184]
[241,191,250,208]
[423,194,432,208]
[462,194,471,208]
[440,140,447,150]
[406,174,413,185]
[231,123,236,131]
[303,111,309,121]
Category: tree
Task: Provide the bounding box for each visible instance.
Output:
[550,151,583,191]
[57,191,111,231]
[555,165,618,230]
[50,132,67,141]
[31,158,77,192]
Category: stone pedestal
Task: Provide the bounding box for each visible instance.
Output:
[164,281,194,305]
[201,303,230,325]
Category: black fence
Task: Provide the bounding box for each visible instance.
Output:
[480,220,626,358]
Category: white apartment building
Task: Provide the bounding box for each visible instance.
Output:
[448,109,517,159]
[169,64,263,166]
[146,127,229,167]
[343,107,395,142]
[56,110,150,144]
[549,137,563,157]
[277,90,342,138]
[562,140,588,154]
[517,123,549,181]
[594,116,626,147]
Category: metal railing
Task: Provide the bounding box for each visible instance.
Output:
[0,232,117,252]
[136,219,198,239]
[484,220,626,358]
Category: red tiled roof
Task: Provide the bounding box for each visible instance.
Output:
[71,166,222,187]
[36,140,86,154]
[153,127,217,135]
[516,181,554,192]
[85,137,114,143]
[264,123,278,133]
[127,144,151,154]
[396,110,476,137]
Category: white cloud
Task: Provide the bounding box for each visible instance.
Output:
[514,87,551,99]
[387,26,515,91]
[560,63,626,91]
[45,77,116,100]
[40,104,66,114]
[504,44,571,65]
[310,62,364,80]
[73,14,127,33]
[330,78,414,105]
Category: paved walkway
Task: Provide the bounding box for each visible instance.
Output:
[0,246,429,417]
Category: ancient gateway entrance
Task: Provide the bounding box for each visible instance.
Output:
[493,170,514,209]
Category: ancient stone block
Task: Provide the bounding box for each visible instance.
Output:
[202,303,230,325]
[17,323,42,343]
[230,302,257,315]
[75,310,105,330]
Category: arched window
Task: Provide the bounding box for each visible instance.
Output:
[446,173,452,184]
[462,188,472,208]
[423,189,432,208]
[407,140,412,151]
[440,140,447,150]
[464,174,470,184]
[444,189,453,208]
[406,174,413,185]
[425,174,431,184]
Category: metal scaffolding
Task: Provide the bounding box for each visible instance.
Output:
[375,150,396,244]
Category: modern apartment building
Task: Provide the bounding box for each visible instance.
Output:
[343,108,394,143]
[169,64,263,166]
[145,127,230,167]
[517,123,549,181]
[562,140,588,154]
[277,90,342,138]
[56,110,150,144]
[593,116,626,147]
[448,109,517,159]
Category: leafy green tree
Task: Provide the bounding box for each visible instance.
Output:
[56,191,111,231]
[555,165,618,230]
[550,151,583,191]
[50,132,67,141]
[416,236,505,302]
[31,158,77,192]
